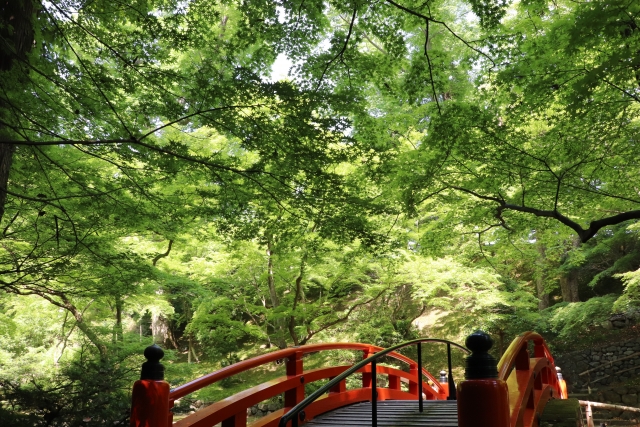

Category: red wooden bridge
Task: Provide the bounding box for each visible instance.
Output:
[129,331,569,427]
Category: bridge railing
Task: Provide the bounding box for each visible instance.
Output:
[130,332,567,427]
[130,340,460,427]
[278,338,469,427]
[497,332,567,427]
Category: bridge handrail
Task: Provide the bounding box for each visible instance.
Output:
[131,331,569,427]
[278,338,469,427]
[495,331,566,427]
[170,341,448,401]
[497,331,554,381]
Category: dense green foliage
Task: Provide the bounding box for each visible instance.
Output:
[1,0,639,424]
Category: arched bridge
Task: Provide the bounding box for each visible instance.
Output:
[129,331,569,427]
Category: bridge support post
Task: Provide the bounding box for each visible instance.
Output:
[362,347,375,389]
[457,331,509,427]
[285,351,305,411]
[130,344,170,427]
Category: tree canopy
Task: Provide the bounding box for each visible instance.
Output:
[1,0,640,424]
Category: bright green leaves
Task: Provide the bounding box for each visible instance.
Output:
[615,268,640,313]
[2,3,640,415]
[467,0,511,29]
[188,296,265,358]
[406,254,537,338]
[496,0,640,113]
[541,295,618,340]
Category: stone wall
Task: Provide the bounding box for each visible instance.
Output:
[551,339,640,424]
[247,401,282,418]
[174,398,284,419]
[555,336,640,392]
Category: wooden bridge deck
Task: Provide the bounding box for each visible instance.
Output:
[304,400,458,426]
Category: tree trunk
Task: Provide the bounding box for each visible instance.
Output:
[0,0,35,70]
[151,312,170,346]
[536,244,550,310]
[571,272,580,301]
[537,275,550,309]
[266,235,287,348]
[17,290,107,359]
[114,295,123,342]
[266,237,279,309]
[0,0,35,224]
[288,253,307,346]
[560,237,581,303]
[0,143,14,225]
[560,264,581,302]
[189,336,199,363]
[167,327,180,349]
[59,296,108,359]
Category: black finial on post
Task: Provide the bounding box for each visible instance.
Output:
[140,344,165,380]
[440,370,447,383]
[555,366,563,380]
[464,331,498,379]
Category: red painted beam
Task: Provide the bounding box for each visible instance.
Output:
[498,332,565,427]
[170,342,445,403]
[133,341,455,427]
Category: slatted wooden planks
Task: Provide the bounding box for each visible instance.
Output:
[303,400,459,426]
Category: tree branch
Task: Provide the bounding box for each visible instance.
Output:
[315,6,357,90]
[424,20,442,114]
[298,287,388,345]
[45,7,133,139]
[384,0,495,67]
[448,185,640,243]
[6,103,267,146]
[152,239,174,266]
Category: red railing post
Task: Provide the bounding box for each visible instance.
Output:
[329,377,347,394]
[221,410,247,427]
[130,344,170,427]
[362,347,375,389]
[388,372,400,392]
[284,351,305,410]
[408,361,419,396]
[457,331,509,427]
